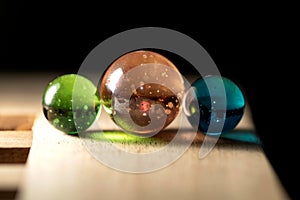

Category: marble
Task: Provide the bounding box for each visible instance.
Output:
[42,74,101,134]
[184,75,245,134]
[99,50,185,135]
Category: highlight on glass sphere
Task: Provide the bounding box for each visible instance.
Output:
[99,50,185,136]
[42,74,101,134]
[183,75,245,135]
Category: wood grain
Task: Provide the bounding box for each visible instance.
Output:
[0,131,32,163]
[0,116,35,131]
[16,111,289,200]
[0,131,32,148]
[0,148,30,164]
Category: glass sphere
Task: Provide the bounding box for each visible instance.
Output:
[99,50,185,135]
[184,75,245,134]
[42,74,101,134]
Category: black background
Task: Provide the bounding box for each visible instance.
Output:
[1,1,298,199]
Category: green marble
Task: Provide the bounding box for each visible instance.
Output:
[42,74,101,134]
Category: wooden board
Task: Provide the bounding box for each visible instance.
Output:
[0,72,51,199]
[16,109,289,200]
[0,72,290,200]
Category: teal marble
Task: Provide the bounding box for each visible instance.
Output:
[185,75,245,134]
[42,74,101,134]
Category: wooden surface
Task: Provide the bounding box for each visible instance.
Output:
[0,72,290,200]
[0,72,60,200]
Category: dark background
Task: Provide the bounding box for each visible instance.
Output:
[1,1,298,199]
